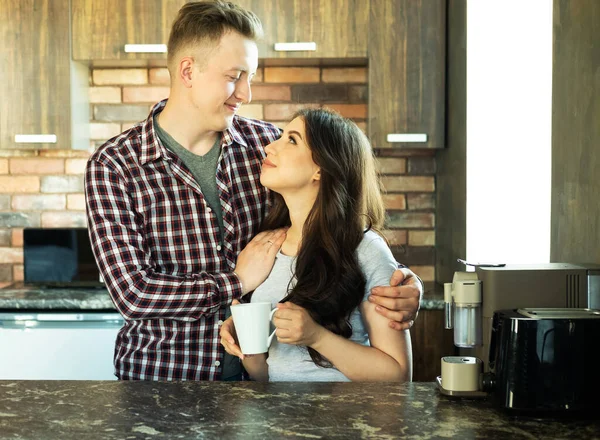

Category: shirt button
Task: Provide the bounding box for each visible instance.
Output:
[218,320,223,326]
[215,361,221,367]
[216,245,222,251]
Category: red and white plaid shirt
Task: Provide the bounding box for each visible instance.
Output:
[85,100,281,380]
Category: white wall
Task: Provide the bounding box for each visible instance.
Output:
[466,0,553,264]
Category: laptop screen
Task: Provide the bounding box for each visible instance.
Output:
[23,228,103,286]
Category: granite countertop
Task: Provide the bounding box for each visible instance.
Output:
[0,381,597,440]
[421,282,444,310]
[0,285,445,311]
[0,288,114,310]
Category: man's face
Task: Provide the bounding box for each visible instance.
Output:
[190,31,258,132]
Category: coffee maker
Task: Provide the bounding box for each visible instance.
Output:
[437,262,600,413]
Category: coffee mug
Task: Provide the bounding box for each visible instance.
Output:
[230,302,277,355]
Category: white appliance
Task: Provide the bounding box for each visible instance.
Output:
[0,312,123,380]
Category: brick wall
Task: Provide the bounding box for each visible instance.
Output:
[0,150,90,287]
[0,66,435,287]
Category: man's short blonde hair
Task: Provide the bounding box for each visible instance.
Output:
[167,1,263,70]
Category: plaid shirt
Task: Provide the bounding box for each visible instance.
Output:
[85,100,281,380]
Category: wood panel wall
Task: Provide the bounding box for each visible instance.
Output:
[435,0,467,283]
[551,0,600,264]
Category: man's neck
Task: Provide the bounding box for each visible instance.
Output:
[157,97,220,156]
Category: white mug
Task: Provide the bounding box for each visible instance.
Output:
[230,302,277,355]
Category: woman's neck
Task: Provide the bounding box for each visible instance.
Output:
[280,191,317,256]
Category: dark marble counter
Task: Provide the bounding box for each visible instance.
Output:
[0,286,445,311]
[421,282,444,310]
[0,288,114,310]
[0,381,597,440]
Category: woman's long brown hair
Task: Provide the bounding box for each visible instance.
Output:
[261,108,385,367]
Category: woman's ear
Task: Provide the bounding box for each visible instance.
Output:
[312,169,321,182]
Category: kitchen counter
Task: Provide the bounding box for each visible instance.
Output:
[0,381,597,440]
[421,282,445,310]
[0,286,445,310]
[0,287,114,310]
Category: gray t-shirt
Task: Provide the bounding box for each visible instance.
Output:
[153,114,224,244]
[251,230,397,382]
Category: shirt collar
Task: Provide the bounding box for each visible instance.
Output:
[139,99,248,165]
[139,99,169,165]
[222,120,248,148]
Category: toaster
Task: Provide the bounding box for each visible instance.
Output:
[488,308,600,413]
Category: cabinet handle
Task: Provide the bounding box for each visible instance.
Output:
[386,134,428,143]
[274,42,317,52]
[14,134,57,143]
[123,44,167,53]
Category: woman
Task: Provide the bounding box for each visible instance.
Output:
[221,108,412,382]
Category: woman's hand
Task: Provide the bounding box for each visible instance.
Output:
[272,302,325,347]
[234,228,287,295]
[220,300,244,359]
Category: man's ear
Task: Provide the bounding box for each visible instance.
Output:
[179,57,195,88]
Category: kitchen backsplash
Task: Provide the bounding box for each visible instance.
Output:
[0,66,434,287]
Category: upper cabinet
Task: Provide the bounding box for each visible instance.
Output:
[368,0,446,149]
[72,0,186,61]
[72,0,369,61]
[1,0,72,149]
[236,0,369,59]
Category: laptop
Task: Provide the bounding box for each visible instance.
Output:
[10,228,105,289]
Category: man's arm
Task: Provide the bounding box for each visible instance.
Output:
[85,159,243,321]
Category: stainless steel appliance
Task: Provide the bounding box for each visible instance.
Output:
[0,312,123,380]
[446,263,600,368]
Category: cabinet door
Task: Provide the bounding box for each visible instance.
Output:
[236,0,369,59]
[0,0,71,149]
[409,309,456,381]
[369,0,446,149]
[72,0,186,61]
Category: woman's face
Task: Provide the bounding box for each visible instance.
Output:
[260,117,321,194]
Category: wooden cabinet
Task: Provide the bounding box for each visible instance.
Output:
[409,309,455,382]
[72,0,369,61]
[368,0,446,149]
[71,0,186,61]
[0,0,72,149]
[236,0,369,59]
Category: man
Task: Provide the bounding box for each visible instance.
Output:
[85,1,422,381]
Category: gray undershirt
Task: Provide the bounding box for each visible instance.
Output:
[154,114,224,244]
[154,115,240,380]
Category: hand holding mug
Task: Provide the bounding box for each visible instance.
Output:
[220,300,243,359]
[272,302,324,347]
[228,302,277,357]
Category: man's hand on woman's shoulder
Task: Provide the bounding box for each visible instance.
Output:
[234,228,287,295]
